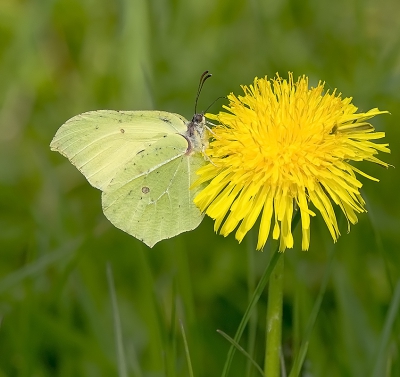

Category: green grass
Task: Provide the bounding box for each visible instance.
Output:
[1,0,400,376]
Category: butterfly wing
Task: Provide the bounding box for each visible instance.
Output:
[102,133,205,247]
[50,110,188,191]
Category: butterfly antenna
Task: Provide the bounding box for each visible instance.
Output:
[204,96,227,114]
[194,70,212,114]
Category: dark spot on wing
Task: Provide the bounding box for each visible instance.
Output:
[161,117,172,124]
[142,187,150,194]
[120,128,125,133]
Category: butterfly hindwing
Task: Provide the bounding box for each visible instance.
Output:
[102,133,205,247]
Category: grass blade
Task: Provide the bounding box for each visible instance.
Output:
[288,247,334,377]
[217,329,264,377]
[0,241,79,294]
[180,319,195,377]
[371,279,400,377]
[107,263,128,377]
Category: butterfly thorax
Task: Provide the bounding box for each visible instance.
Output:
[184,113,208,155]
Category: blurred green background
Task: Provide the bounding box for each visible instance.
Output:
[1,0,399,376]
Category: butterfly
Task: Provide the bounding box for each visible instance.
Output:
[50,71,212,247]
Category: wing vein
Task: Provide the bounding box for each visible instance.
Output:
[114,150,186,193]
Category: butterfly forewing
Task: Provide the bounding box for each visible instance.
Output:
[50,110,189,191]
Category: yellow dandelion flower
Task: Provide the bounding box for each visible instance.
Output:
[194,73,390,251]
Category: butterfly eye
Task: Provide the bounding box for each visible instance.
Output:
[194,114,204,123]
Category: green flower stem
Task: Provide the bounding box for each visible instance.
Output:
[264,253,284,377]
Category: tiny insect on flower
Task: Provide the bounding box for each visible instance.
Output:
[194,73,390,251]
